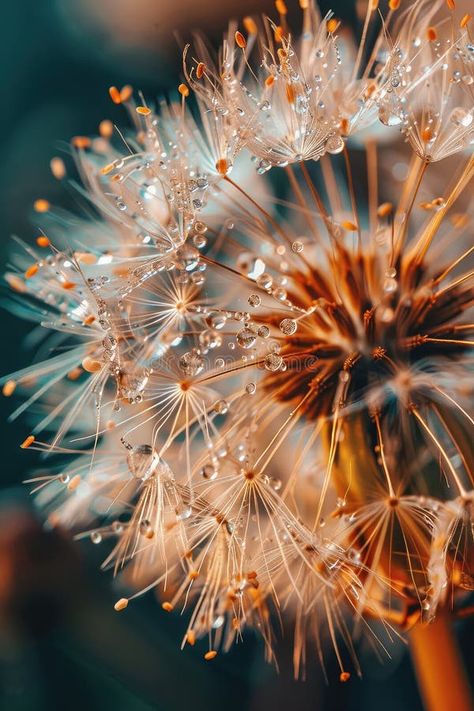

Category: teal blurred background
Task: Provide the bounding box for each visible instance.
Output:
[0,1,472,709]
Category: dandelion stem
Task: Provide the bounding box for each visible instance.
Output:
[298,160,332,235]
[394,155,429,261]
[342,145,362,250]
[410,611,472,711]
[366,140,378,235]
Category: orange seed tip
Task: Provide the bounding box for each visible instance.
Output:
[2,380,16,397]
[20,435,35,449]
[275,0,287,15]
[377,202,393,218]
[243,16,258,35]
[101,162,115,176]
[109,86,121,104]
[342,220,358,231]
[114,598,129,611]
[215,158,229,175]
[36,235,50,248]
[120,85,133,102]
[75,252,97,265]
[82,356,102,373]
[196,62,206,79]
[99,119,114,138]
[274,26,284,43]
[136,106,151,116]
[34,199,50,213]
[67,474,81,491]
[178,83,189,97]
[67,367,83,381]
[204,651,217,660]
[72,136,91,149]
[235,31,247,49]
[6,275,26,293]
[25,264,39,279]
[186,630,196,646]
[50,157,66,180]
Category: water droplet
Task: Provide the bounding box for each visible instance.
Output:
[380,307,395,323]
[248,294,261,308]
[264,353,283,371]
[279,318,297,335]
[127,444,160,480]
[450,107,473,128]
[273,287,287,301]
[194,220,208,233]
[212,615,225,629]
[202,464,218,480]
[214,399,229,414]
[139,519,153,536]
[199,329,222,350]
[205,312,227,330]
[193,234,207,249]
[176,503,192,521]
[325,134,345,154]
[191,272,205,286]
[383,277,398,293]
[175,244,200,271]
[257,159,272,174]
[378,106,402,127]
[237,327,257,349]
[256,273,273,289]
[179,351,204,376]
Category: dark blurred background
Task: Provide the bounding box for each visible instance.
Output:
[0,1,472,710]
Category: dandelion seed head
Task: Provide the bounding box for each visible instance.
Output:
[3,0,474,681]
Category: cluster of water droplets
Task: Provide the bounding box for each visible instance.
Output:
[377,32,474,160]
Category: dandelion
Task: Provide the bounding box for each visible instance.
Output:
[3,0,474,704]
[378,0,474,161]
